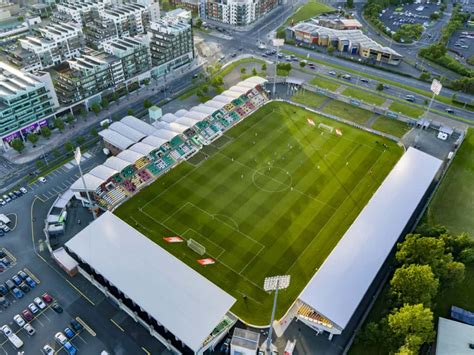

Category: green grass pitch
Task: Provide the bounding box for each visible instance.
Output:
[115,102,403,325]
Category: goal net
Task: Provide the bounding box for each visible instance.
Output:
[187,238,206,256]
[318,123,334,133]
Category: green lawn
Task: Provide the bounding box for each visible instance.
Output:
[372,117,411,138]
[388,101,425,118]
[115,102,402,325]
[310,76,341,91]
[284,0,335,26]
[426,129,474,236]
[290,91,327,108]
[322,100,374,125]
[219,58,265,79]
[343,88,386,106]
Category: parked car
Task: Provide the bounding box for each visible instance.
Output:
[20,187,27,194]
[25,277,36,288]
[12,287,24,299]
[1,324,12,336]
[34,297,46,310]
[0,283,7,296]
[328,71,336,76]
[5,279,15,290]
[12,275,22,286]
[14,190,22,197]
[70,319,83,332]
[23,323,35,336]
[0,296,10,308]
[7,333,23,349]
[0,230,4,237]
[13,314,25,327]
[17,271,27,280]
[8,192,15,200]
[42,292,53,303]
[64,342,77,355]
[42,344,54,355]
[220,337,231,353]
[28,303,39,314]
[38,177,47,183]
[54,332,68,345]
[19,283,30,294]
[1,257,10,266]
[21,309,33,322]
[64,327,75,338]
[0,199,5,206]
[51,303,63,313]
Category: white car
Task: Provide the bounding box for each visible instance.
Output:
[42,344,54,355]
[19,187,27,194]
[38,177,47,183]
[437,132,448,141]
[28,303,39,314]
[1,325,12,336]
[23,323,35,336]
[55,332,67,345]
[34,297,47,310]
[13,315,25,327]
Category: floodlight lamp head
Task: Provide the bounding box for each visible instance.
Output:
[264,275,291,291]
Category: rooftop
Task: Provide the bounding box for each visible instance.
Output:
[436,317,474,355]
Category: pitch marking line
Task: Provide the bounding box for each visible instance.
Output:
[239,244,265,275]
[182,228,226,259]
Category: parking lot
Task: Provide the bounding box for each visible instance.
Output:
[448,30,474,63]
[379,1,442,34]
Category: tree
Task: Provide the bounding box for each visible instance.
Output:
[76,136,86,146]
[112,92,119,102]
[11,138,25,153]
[100,98,109,110]
[66,114,75,126]
[52,149,61,158]
[376,83,384,91]
[195,18,203,28]
[443,261,465,285]
[127,108,134,116]
[64,141,74,153]
[35,160,45,169]
[240,67,246,74]
[388,304,435,354]
[80,108,87,121]
[299,61,306,68]
[90,128,98,137]
[27,133,39,147]
[346,0,354,8]
[143,99,153,109]
[390,264,439,307]
[91,102,101,115]
[54,118,65,131]
[327,45,335,54]
[202,85,209,93]
[40,126,51,139]
[252,68,258,75]
[261,63,267,71]
[196,89,204,97]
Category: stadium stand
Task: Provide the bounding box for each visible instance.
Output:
[71,77,269,210]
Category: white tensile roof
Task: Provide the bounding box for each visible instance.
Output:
[88,165,118,181]
[192,105,216,115]
[299,148,442,330]
[213,95,234,104]
[221,90,241,99]
[175,117,198,128]
[70,173,104,192]
[65,212,236,352]
[186,110,209,121]
[436,317,474,355]
[98,129,135,151]
[153,129,178,141]
[242,76,267,86]
[103,156,132,172]
[117,150,144,163]
[161,113,178,123]
[175,109,188,117]
[120,115,157,136]
[203,100,225,110]
[129,142,156,156]
[109,121,146,142]
[143,135,168,148]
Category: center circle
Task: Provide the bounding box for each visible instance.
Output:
[252,167,292,192]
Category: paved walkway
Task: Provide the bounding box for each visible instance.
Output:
[365,113,380,127]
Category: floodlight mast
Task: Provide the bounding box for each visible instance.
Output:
[264,275,291,355]
[75,147,97,220]
[272,39,284,98]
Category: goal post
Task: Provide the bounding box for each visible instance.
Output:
[318,123,334,133]
[187,238,206,256]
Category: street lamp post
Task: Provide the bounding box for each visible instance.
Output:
[75,147,97,220]
[264,275,291,355]
[272,39,285,98]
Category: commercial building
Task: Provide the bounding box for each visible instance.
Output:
[273,148,442,339]
[9,23,85,73]
[200,0,279,27]
[286,22,403,65]
[315,15,363,30]
[51,49,125,106]
[65,211,237,355]
[148,13,194,76]
[436,317,474,355]
[0,62,58,150]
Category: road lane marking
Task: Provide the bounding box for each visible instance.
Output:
[76,317,96,336]
[110,319,124,332]
[142,347,151,355]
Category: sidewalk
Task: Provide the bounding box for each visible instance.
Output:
[2,60,203,165]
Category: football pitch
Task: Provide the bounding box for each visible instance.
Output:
[115,102,403,325]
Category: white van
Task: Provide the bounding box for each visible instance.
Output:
[8,333,24,349]
[100,118,112,127]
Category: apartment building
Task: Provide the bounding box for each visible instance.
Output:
[148,13,194,76]
[101,3,149,38]
[200,0,279,27]
[56,0,112,25]
[0,62,58,150]
[9,23,85,73]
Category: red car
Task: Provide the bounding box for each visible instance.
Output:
[22,309,33,321]
[42,292,53,303]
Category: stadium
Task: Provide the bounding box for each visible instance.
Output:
[65,77,443,354]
